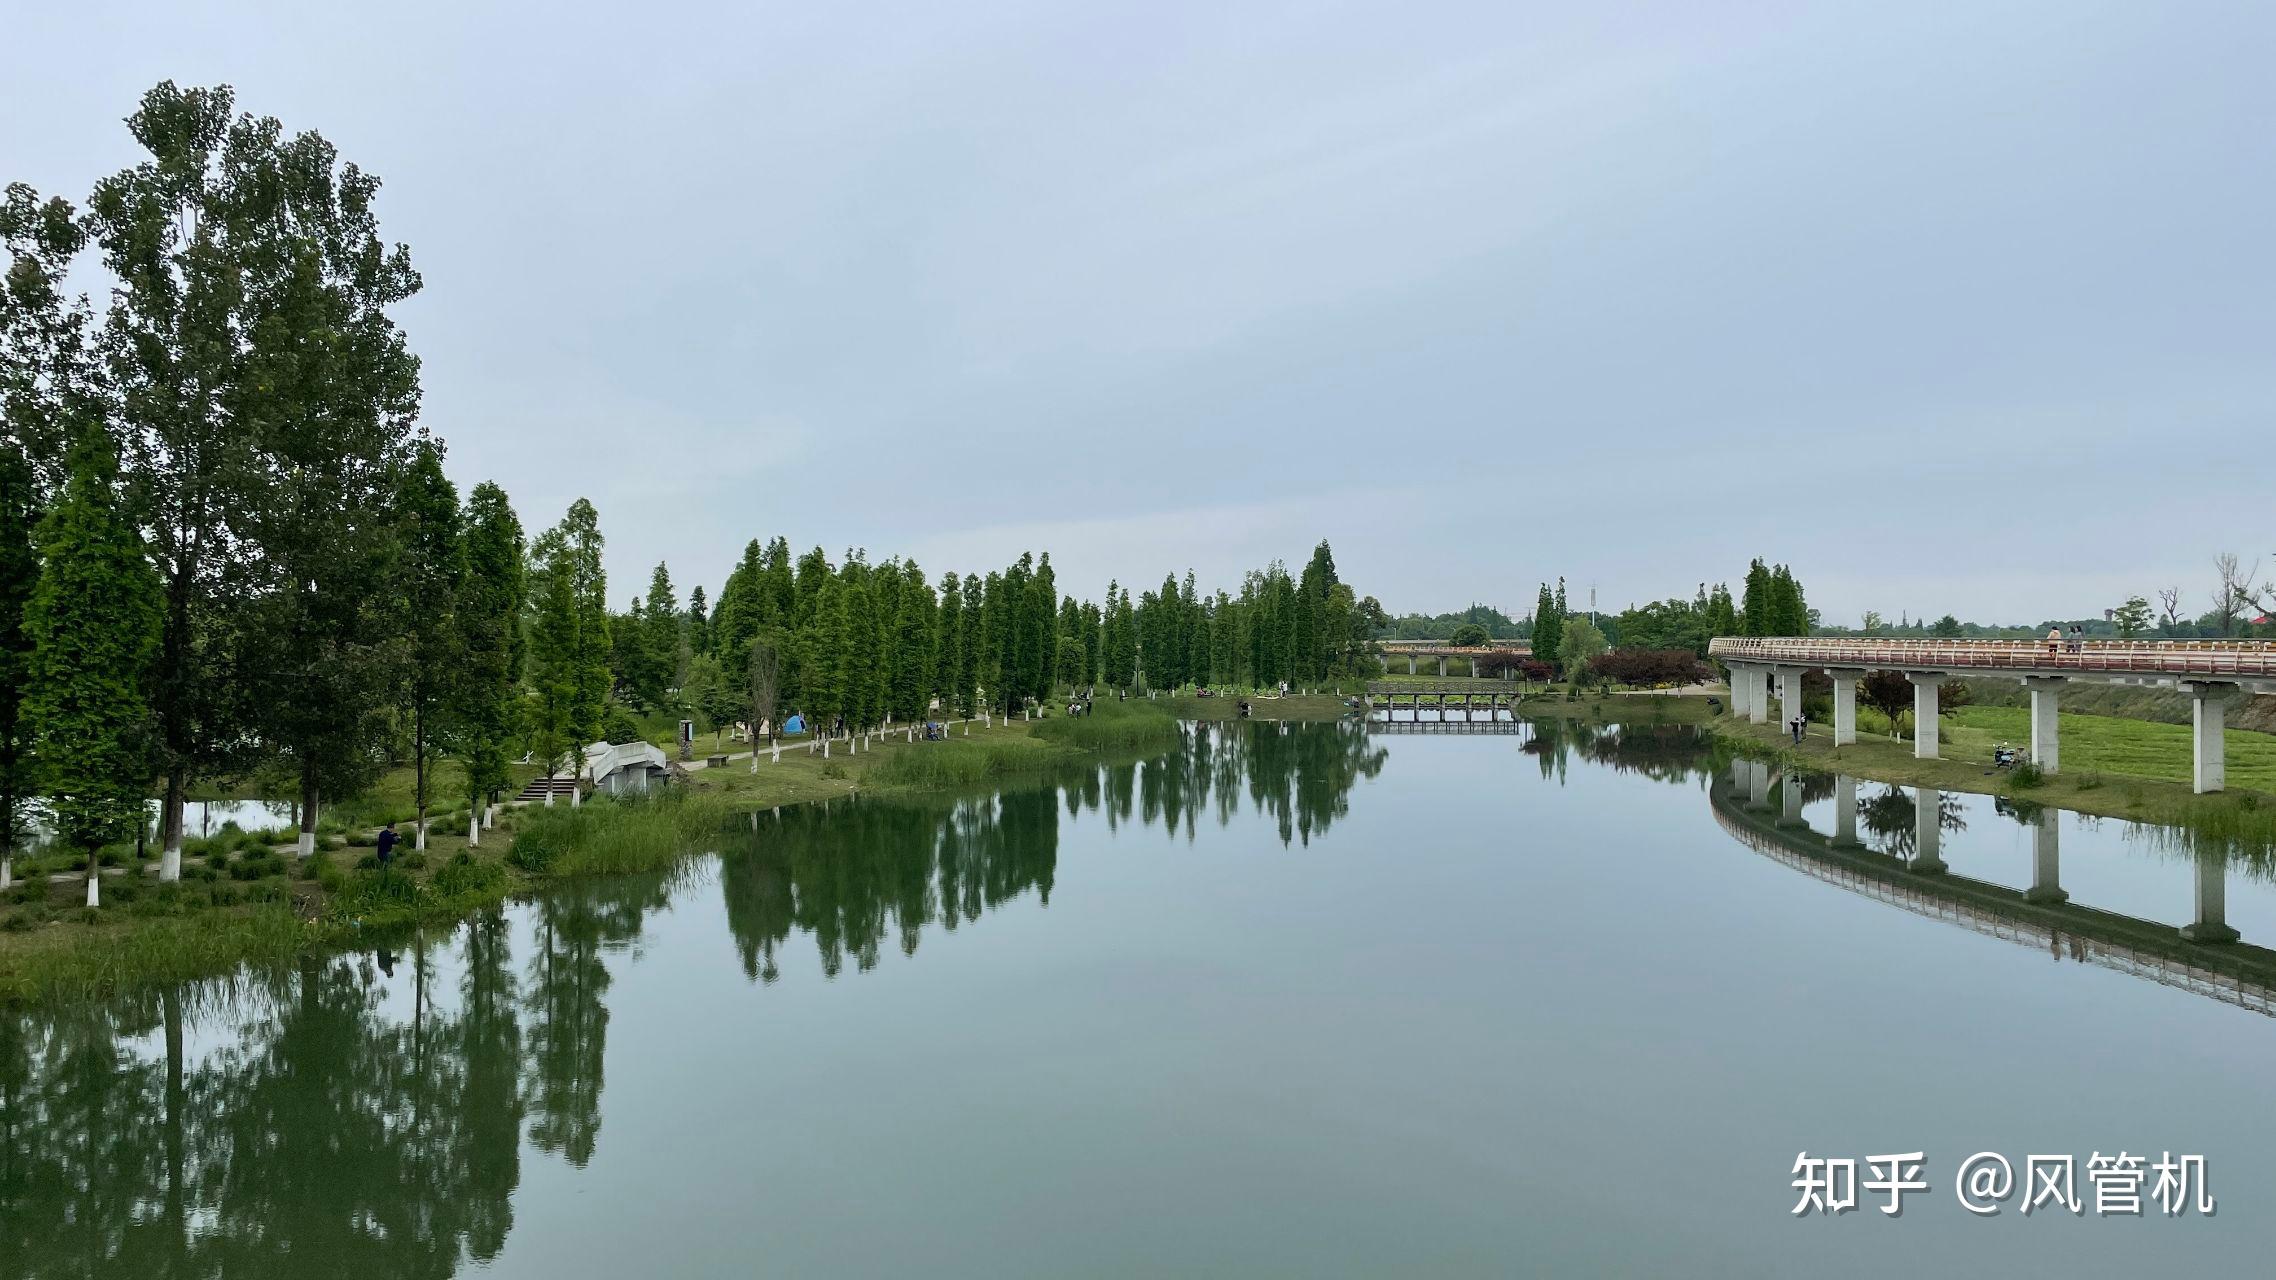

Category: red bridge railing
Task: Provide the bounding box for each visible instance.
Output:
[1708,636,2276,680]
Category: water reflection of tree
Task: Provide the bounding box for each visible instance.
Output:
[717,722,1385,987]
[524,874,668,1168]
[1523,721,1710,788]
[1856,786,1966,860]
[718,790,1061,983]
[0,911,555,1279]
[0,723,1395,1272]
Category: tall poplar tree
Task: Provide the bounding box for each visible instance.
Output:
[456,482,523,837]
[86,85,270,876]
[936,570,965,714]
[800,571,846,732]
[686,585,709,656]
[892,561,935,722]
[234,113,425,858]
[0,444,38,886]
[23,435,160,907]
[957,573,984,716]
[397,437,463,850]
[1740,558,1772,636]
[1532,583,1562,668]
[644,562,683,696]
[526,500,610,791]
[1028,553,1057,699]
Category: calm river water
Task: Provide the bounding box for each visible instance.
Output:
[5,718,2273,1276]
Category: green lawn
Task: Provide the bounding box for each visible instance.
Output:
[1943,707,2276,793]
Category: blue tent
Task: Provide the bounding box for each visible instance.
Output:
[783,713,805,735]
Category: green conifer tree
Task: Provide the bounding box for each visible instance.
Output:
[0,444,38,887]
[397,438,464,849]
[456,482,524,834]
[23,435,160,906]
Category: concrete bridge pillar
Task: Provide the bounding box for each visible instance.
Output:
[2182,856,2240,944]
[1777,668,1804,734]
[1438,656,1448,677]
[1827,668,1864,746]
[1832,775,1859,846]
[1747,667,1770,725]
[2023,676,2066,773]
[1746,760,1770,810]
[1906,673,1950,760]
[2181,681,2239,794]
[2025,808,2066,904]
[1911,787,1946,874]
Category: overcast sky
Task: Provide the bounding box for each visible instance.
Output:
[8,1,2271,625]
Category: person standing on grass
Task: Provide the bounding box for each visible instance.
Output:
[377,822,399,866]
[1790,715,1805,744]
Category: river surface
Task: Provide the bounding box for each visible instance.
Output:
[5,718,2274,1276]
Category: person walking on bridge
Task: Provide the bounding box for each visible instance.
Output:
[2046,627,2063,658]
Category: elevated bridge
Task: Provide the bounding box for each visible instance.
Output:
[1710,636,2276,793]
[1377,640,1533,676]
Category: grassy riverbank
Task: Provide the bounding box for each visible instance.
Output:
[1711,713,2276,842]
[0,702,1182,1006]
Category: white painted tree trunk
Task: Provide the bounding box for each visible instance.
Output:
[823,739,831,758]
[297,831,315,859]
[468,813,481,847]
[771,742,781,764]
[963,722,970,736]
[545,775,555,806]
[570,784,581,808]
[0,856,11,890]
[159,844,181,882]
[86,866,100,908]
[415,819,428,852]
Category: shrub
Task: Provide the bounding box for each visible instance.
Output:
[332,867,422,915]
[434,852,507,900]
[400,852,429,872]
[230,853,286,881]
[2008,762,2045,789]
[1586,648,1711,689]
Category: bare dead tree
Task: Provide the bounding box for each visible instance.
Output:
[2157,586,2184,630]
[747,637,781,741]
[2213,553,2259,637]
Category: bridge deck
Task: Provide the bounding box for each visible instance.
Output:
[1712,636,2276,683]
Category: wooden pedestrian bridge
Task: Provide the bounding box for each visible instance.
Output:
[1713,761,2276,1018]
[1711,636,2276,793]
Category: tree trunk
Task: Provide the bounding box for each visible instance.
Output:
[86,847,100,907]
[468,810,480,847]
[414,705,428,852]
[297,765,318,859]
[160,766,186,882]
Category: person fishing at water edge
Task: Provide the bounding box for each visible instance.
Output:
[377,821,400,866]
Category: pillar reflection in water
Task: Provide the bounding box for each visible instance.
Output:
[2025,807,2067,905]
